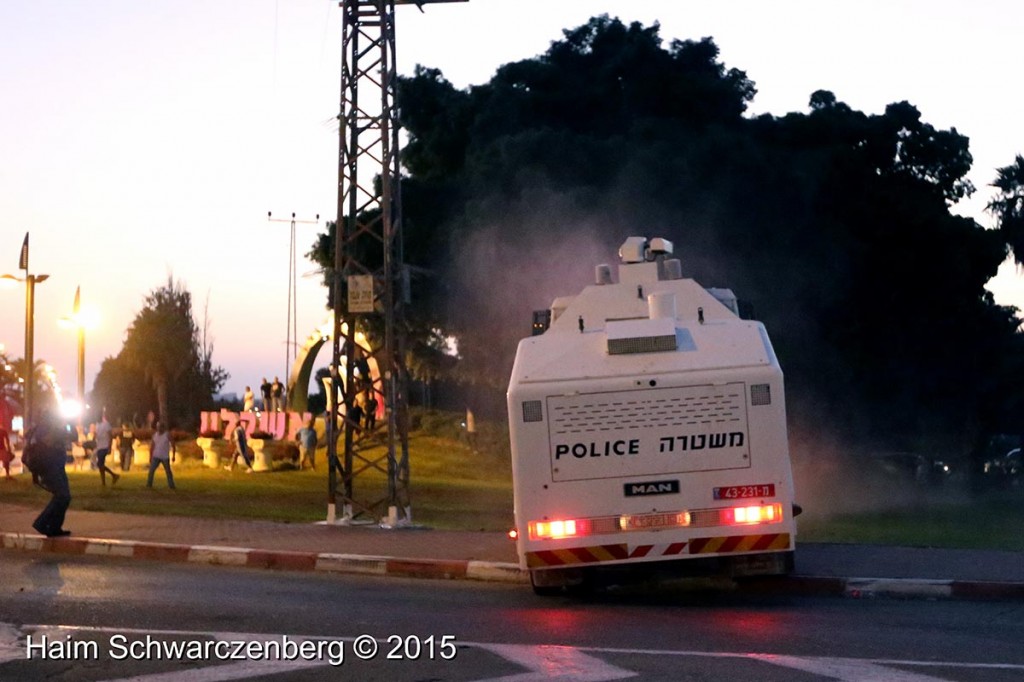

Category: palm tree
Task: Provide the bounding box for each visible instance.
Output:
[121,277,200,425]
[1,357,57,420]
[988,155,1024,265]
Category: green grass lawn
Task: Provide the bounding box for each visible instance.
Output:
[0,433,514,532]
[797,491,1024,550]
[2,431,1022,549]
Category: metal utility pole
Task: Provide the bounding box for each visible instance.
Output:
[73,286,85,424]
[327,0,466,527]
[268,211,319,400]
[2,233,49,436]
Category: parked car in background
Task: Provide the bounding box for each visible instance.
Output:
[873,451,962,487]
[983,440,1023,487]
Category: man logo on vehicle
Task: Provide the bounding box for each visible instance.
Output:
[624,480,680,496]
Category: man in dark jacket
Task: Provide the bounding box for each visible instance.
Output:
[29,416,72,537]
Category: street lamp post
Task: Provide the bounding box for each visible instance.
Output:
[73,286,85,419]
[3,233,48,437]
[1,271,49,435]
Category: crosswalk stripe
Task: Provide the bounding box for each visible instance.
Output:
[475,644,636,682]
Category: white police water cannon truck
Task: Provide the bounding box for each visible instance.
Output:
[507,236,798,594]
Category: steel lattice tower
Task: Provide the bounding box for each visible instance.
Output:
[327,0,433,526]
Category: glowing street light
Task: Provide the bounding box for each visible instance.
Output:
[58,285,96,424]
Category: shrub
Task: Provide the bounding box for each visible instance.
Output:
[199,429,225,439]
[250,430,274,439]
[170,429,193,443]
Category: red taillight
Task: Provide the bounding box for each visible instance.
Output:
[528,518,592,540]
[721,503,782,525]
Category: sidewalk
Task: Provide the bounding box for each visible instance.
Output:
[2,502,1023,601]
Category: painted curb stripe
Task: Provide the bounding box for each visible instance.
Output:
[187,546,251,566]
[950,580,1024,600]
[132,543,191,562]
[3,532,1024,601]
[247,550,318,571]
[315,553,388,575]
[386,558,468,580]
[85,539,135,558]
[465,561,529,583]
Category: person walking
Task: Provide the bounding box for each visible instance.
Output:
[28,414,72,537]
[296,417,318,470]
[146,421,176,489]
[0,425,13,479]
[94,414,120,486]
[117,422,135,472]
[226,420,253,473]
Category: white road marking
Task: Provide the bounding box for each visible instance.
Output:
[97,659,327,682]
[475,643,636,681]
[750,654,952,682]
[574,644,1024,672]
[8,622,1024,681]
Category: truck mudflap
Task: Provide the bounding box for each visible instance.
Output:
[526,532,792,568]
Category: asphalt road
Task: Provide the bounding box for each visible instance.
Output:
[1,553,1023,681]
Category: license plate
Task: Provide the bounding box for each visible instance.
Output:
[620,512,688,531]
[713,484,775,500]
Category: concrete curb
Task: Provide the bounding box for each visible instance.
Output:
[4,531,1024,600]
[0,532,528,584]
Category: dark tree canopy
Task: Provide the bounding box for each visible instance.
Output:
[92,277,227,429]
[311,15,1024,454]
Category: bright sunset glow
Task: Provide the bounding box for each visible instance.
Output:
[1,1,1022,397]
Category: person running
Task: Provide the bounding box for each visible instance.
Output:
[225,420,253,473]
[146,421,176,490]
[94,414,120,486]
[28,414,73,537]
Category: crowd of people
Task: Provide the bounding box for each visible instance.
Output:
[11,379,391,538]
[17,410,181,537]
[240,377,286,414]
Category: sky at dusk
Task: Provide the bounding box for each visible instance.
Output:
[1,0,1022,403]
